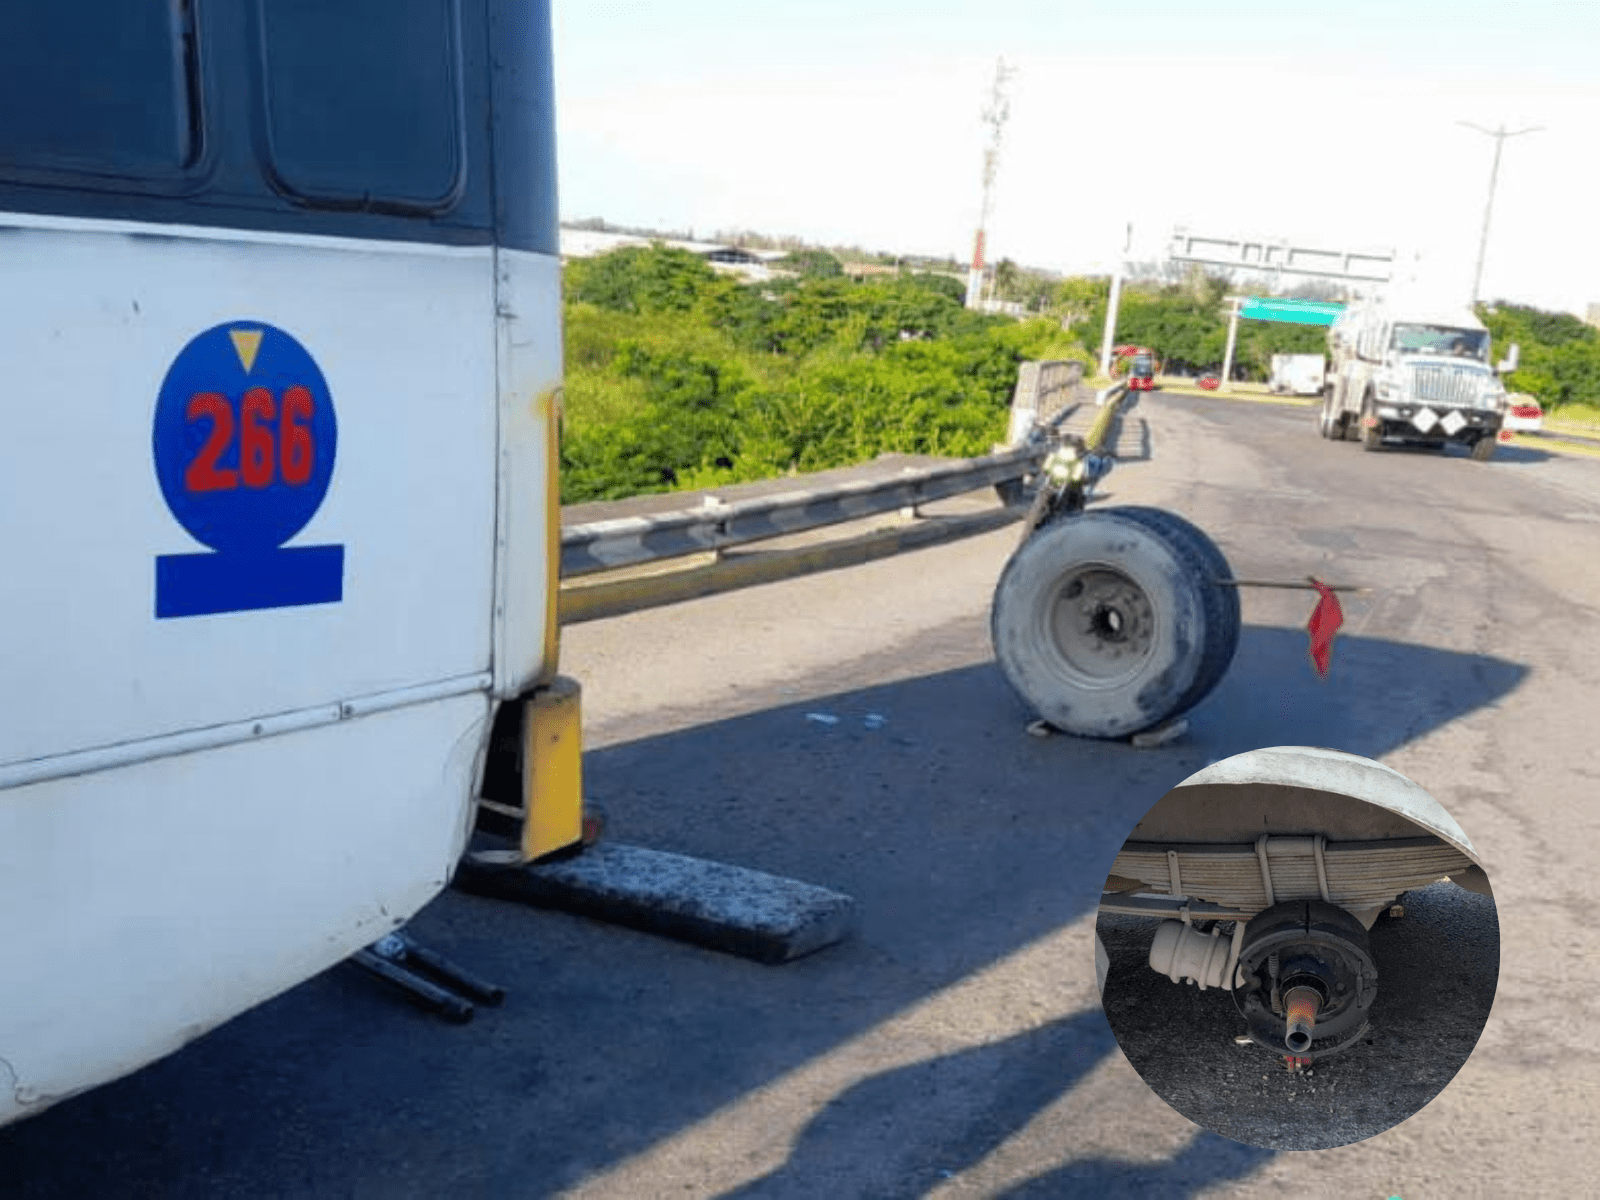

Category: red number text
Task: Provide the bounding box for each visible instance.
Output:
[184,386,318,492]
[280,385,315,486]
[184,392,239,492]
[240,387,276,489]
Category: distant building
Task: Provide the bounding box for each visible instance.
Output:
[558,228,787,281]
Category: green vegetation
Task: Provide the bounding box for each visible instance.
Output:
[775,248,844,279]
[1066,273,1326,379]
[559,245,1089,502]
[1478,301,1600,413]
[558,243,1600,503]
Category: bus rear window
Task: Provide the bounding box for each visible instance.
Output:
[0,4,199,176]
[257,0,465,213]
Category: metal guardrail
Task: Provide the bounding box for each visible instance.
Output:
[1078,382,1131,456]
[560,375,1133,581]
[558,506,1024,625]
[561,444,1043,577]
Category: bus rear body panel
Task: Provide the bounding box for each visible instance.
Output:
[0,0,564,1125]
[0,217,499,764]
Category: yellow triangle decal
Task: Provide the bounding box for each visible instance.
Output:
[230,328,263,374]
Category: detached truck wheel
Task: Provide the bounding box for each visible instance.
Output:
[1471,433,1497,461]
[990,506,1241,739]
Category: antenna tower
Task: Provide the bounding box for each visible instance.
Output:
[966,58,1016,308]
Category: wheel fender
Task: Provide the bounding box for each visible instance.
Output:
[1161,746,1485,868]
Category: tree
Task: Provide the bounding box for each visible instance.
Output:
[564,245,720,315]
[904,272,967,305]
[993,258,1021,303]
[777,248,844,279]
[1013,272,1059,313]
[1478,301,1600,410]
[1054,277,1109,333]
[1235,319,1326,382]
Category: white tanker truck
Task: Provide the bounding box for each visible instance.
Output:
[1318,297,1519,461]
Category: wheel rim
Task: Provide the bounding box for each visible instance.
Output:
[1045,565,1158,688]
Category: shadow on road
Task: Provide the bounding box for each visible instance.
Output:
[1360,440,1556,464]
[723,1009,1121,1198]
[1179,623,1528,759]
[995,1133,1274,1199]
[1485,442,1559,464]
[724,1008,1272,1199]
[0,625,1526,1196]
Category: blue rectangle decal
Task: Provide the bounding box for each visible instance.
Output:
[156,545,345,619]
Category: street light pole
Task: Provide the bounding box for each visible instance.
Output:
[1220,296,1243,393]
[1098,222,1133,379]
[1458,121,1543,308]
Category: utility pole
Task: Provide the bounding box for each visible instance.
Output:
[1220,296,1244,392]
[1098,222,1134,379]
[966,58,1016,310]
[1458,121,1543,307]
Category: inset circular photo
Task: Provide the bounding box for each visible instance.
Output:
[1094,746,1498,1150]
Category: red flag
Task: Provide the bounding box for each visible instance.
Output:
[1306,579,1343,678]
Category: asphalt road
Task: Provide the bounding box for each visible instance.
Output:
[5,393,1600,1197]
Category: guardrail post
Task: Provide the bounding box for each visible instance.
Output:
[899,468,922,518]
[1007,361,1043,445]
[700,495,729,560]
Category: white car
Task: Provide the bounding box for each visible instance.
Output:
[1502,394,1544,433]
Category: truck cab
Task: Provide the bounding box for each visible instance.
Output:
[1321,300,1515,461]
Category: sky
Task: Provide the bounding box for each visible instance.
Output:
[552,2,1600,315]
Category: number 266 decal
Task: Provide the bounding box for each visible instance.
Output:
[152,321,344,619]
[184,385,317,492]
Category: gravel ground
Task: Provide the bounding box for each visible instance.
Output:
[1098,879,1500,1150]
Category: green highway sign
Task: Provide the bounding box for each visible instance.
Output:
[1239,298,1346,325]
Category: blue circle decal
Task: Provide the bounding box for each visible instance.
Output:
[152,321,338,555]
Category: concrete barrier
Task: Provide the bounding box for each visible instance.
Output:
[1006,358,1085,445]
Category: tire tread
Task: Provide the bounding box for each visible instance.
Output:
[991,506,1241,738]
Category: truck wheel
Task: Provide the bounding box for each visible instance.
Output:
[1110,506,1241,715]
[1360,399,1384,452]
[1471,433,1497,462]
[1339,391,1362,441]
[990,506,1241,738]
[1318,390,1341,439]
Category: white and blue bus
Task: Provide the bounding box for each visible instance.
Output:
[0,0,581,1125]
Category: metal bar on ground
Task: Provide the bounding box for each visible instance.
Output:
[397,940,506,1006]
[1218,579,1372,595]
[350,949,476,1023]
